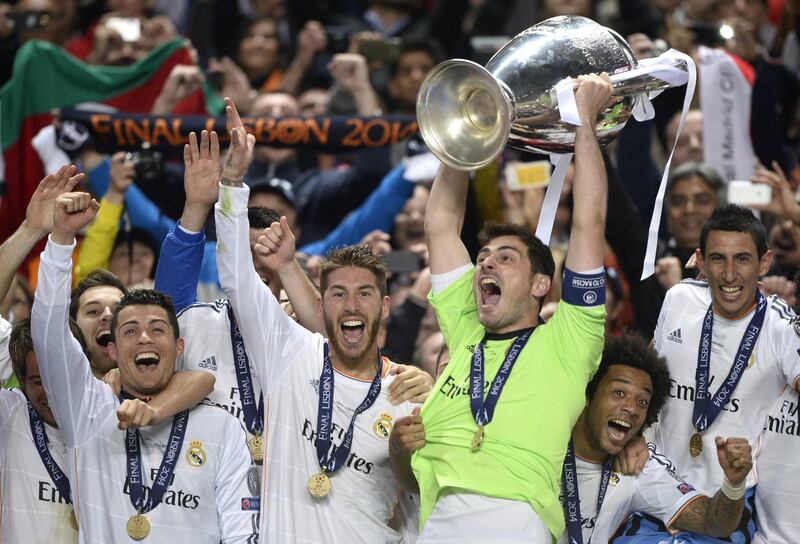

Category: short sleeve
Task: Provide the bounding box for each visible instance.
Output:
[428,267,477,353]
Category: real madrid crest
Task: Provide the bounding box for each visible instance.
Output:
[373,412,393,438]
[186,440,206,467]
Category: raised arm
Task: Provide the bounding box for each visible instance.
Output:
[216,98,312,388]
[672,437,752,537]
[154,130,221,310]
[564,74,612,273]
[0,166,83,303]
[32,191,117,447]
[254,216,325,334]
[424,165,472,275]
[328,53,383,116]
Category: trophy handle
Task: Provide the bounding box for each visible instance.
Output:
[540,52,690,108]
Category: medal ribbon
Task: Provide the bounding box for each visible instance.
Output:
[227,305,264,436]
[470,330,531,428]
[562,439,613,544]
[314,343,382,473]
[693,291,767,431]
[27,400,72,504]
[122,392,189,513]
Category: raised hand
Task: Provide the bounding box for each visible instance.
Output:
[574,72,613,126]
[221,97,256,181]
[152,64,203,114]
[715,436,752,486]
[655,256,683,290]
[25,165,85,235]
[254,216,297,270]
[184,130,221,207]
[328,53,372,94]
[359,230,391,257]
[207,57,254,112]
[751,161,799,222]
[52,192,100,244]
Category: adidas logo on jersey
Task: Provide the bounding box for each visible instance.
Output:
[666,329,683,344]
[199,356,217,371]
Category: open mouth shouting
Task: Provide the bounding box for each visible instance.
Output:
[134,351,161,374]
[95,328,112,348]
[479,276,502,307]
[607,417,633,445]
[340,319,366,345]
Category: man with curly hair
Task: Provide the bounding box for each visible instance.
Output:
[562,333,753,544]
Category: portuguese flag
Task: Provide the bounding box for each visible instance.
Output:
[0,38,223,242]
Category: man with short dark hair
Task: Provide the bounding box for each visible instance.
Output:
[617,204,800,543]
[31,191,259,542]
[403,74,612,543]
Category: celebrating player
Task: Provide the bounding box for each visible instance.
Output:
[402,73,612,542]
[31,191,259,542]
[617,205,800,543]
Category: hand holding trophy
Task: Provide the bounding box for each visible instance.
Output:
[416,16,691,170]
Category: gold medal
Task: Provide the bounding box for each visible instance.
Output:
[307,471,332,498]
[689,432,703,457]
[249,435,264,463]
[470,425,484,452]
[69,508,79,531]
[127,513,150,540]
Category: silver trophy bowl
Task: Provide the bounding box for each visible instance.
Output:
[417,15,687,170]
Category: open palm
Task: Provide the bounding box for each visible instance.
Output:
[25,165,85,234]
[184,130,221,207]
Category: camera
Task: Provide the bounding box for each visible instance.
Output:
[125,145,164,184]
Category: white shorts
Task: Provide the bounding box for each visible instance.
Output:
[418,491,551,543]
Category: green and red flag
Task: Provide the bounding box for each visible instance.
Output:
[0,38,223,242]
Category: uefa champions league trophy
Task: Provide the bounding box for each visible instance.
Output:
[416,15,690,170]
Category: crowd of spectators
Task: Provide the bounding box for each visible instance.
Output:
[0,0,798,386]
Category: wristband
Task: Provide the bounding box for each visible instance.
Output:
[220,176,244,187]
[721,475,745,500]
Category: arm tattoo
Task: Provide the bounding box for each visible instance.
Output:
[674,491,744,537]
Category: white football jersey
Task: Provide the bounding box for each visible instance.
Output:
[32,237,260,544]
[0,388,78,543]
[653,281,800,492]
[216,183,417,543]
[753,387,800,544]
[556,445,702,544]
[177,299,263,442]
